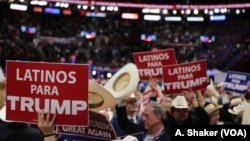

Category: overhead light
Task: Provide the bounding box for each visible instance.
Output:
[121,13,139,20]
[187,16,204,22]
[10,3,27,11]
[210,15,226,21]
[165,16,182,21]
[143,14,161,21]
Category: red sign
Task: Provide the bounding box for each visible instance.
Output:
[162,60,207,94]
[57,110,117,140]
[6,61,89,126]
[133,48,177,80]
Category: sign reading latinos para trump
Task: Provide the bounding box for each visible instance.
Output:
[223,71,250,94]
[6,61,89,126]
[57,110,117,140]
[162,60,207,94]
[133,48,177,80]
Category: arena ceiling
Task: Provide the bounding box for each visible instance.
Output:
[94,0,250,4]
[5,0,249,4]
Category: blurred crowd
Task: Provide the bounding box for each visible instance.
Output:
[0,6,250,77]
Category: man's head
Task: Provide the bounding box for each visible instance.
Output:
[204,103,222,125]
[142,101,166,131]
[125,94,138,113]
[171,95,189,125]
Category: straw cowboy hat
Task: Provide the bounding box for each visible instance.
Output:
[88,79,116,112]
[104,63,140,101]
[204,103,223,116]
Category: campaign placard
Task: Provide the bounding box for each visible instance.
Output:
[6,60,89,126]
[133,48,177,80]
[223,71,250,94]
[57,110,117,140]
[162,60,207,94]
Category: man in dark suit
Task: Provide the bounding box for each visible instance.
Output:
[111,93,143,137]
[115,100,170,141]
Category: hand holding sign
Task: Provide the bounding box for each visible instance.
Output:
[38,110,56,135]
[37,110,61,141]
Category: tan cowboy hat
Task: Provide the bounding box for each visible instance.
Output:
[88,79,116,112]
[125,93,137,101]
[204,103,223,116]
[104,63,139,101]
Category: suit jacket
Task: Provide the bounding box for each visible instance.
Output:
[115,105,171,141]
[0,119,43,141]
[144,128,171,141]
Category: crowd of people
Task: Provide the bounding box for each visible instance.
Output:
[0,5,250,77]
[1,68,250,141]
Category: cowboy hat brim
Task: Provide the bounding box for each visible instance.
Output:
[104,63,139,101]
[89,79,116,112]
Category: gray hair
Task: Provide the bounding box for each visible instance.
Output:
[147,101,166,120]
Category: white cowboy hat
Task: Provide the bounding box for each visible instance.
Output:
[88,79,116,112]
[112,135,138,141]
[228,102,248,115]
[204,103,223,116]
[241,104,250,125]
[229,97,243,108]
[206,79,219,97]
[122,135,138,141]
[104,63,139,101]
[171,95,188,109]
